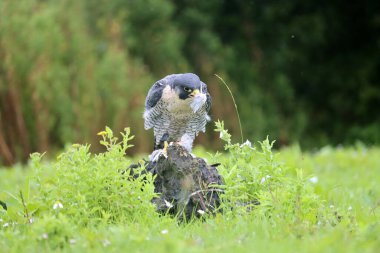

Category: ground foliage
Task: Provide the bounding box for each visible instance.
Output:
[0,124,379,252]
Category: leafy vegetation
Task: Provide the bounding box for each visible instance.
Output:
[1,125,379,252]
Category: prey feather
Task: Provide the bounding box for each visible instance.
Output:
[190,93,207,113]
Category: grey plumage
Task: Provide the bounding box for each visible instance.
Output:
[144,73,211,151]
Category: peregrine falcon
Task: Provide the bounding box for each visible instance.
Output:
[144,73,211,153]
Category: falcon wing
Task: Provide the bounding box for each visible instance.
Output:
[145,74,178,109]
[144,82,164,130]
[145,83,163,110]
[144,74,177,130]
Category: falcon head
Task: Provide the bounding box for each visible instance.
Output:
[172,73,207,113]
[173,73,202,100]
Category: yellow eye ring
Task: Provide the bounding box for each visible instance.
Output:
[183,87,192,92]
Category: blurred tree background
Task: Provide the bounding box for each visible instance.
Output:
[0,0,379,165]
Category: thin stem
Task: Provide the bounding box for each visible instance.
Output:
[214,74,244,143]
[19,190,31,223]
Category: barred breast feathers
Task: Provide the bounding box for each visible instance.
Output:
[144,81,210,146]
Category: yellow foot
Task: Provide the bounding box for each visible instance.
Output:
[163,141,169,157]
[149,141,169,162]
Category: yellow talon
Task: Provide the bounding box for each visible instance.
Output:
[163,141,169,157]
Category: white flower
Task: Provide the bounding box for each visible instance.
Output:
[29,218,34,224]
[69,239,76,245]
[240,140,253,149]
[219,131,225,139]
[260,175,271,184]
[0,218,3,223]
[3,223,9,228]
[161,229,169,234]
[164,199,173,208]
[42,233,49,239]
[309,176,318,184]
[348,206,353,211]
[53,201,63,210]
[330,205,334,209]
[102,239,111,247]
[197,209,205,215]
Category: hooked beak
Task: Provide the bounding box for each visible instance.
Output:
[190,89,200,97]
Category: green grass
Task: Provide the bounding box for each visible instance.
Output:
[0,125,379,253]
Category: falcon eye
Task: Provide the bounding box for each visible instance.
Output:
[183,87,192,92]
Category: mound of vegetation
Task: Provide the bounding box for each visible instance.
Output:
[140,143,223,221]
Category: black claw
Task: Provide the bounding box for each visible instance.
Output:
[154,133,170,150]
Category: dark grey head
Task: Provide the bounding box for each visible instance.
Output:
[173,73,202,100]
